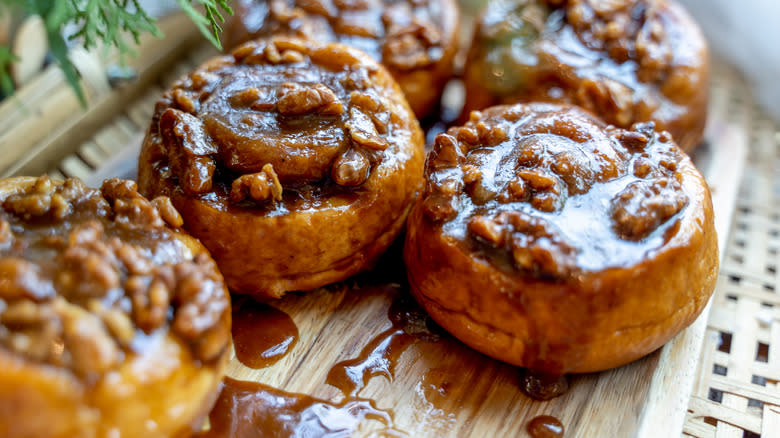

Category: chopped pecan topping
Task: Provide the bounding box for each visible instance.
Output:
[2,176,78,220]
[421,104,693,277]
[0,176,231,376]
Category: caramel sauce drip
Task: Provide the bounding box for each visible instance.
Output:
[195,377,392,438]
[326,294,438,397]
[521,370,569,401]
[231,300,299,369]
[527,415,564,438]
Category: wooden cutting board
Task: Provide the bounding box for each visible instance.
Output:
[88,119,745,438]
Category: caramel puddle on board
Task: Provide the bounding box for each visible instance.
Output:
[194,377,393,438]
[527,415,564,438]
[325,293,439,397]
[231,299,298,369]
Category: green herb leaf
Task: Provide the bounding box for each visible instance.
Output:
[0,0,233,105]
[177,0,233,51]
[0,46,17,96]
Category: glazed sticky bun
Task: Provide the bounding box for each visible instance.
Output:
[404,103,718,374]
[224,0,460,118]
[139,37,425,300]
[462,0,709,152]
[0,176,231,438]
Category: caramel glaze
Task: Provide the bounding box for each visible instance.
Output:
[405,102,718,374]
[527,415,564,438]
[326,293,439,397]
[195,377,392,438]
[463,0,709,152]
[138,37,425,299]
[231,299,298,369]
[224,0,460,117]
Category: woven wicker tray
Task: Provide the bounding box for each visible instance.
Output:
[0,12,777,438]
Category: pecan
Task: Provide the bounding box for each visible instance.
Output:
[230,164,284,204]
[0,219,11,243]
[518,169,558,190]
[171,256,230,361]
[331,149,370,186]
[468,216,505,246]
[116,243,153,276]
[346,107,388,150]
[431,133,464,169]
[113,197,166,229]
[129,275,170,334]
[0,258,56,301]
[87,300,135,347]
[496,211,578,278]
[335,15,382,38]
[297,0,337,17]
[57,300,120,375]
[172,89,199,114]
[159,108,217,195]
[151,196,183,228]
[611,177,688,240]
[632,157,653,178]
[190,71,220,91]
[1,300,60,362]
[277,83,344,116]
[462,164,482,184]
[618,130,649,151]
[349,91,390,134]
[497,178,527,203]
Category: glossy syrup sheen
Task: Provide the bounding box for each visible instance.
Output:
[194,377,392,438]
[527,415,564,438]
[326,294,439,397]
[231,299,299,369]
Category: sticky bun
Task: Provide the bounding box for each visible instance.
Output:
[462,0,709,152]
[0,176,231,438]
[139,37,425,300]
[404,103,718,374]
[224,0,460,118]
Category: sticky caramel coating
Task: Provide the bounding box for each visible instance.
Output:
[404,103,718,373]
[224,0,460,118]
[462,0,709,152]
[0,176,231,438]
[139,38,425,299]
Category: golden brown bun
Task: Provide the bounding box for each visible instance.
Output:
[224,0,460,118]
[462,0,709,152]
[139,38,425,300]
[0,176,231,438]
[404,103,718,373]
